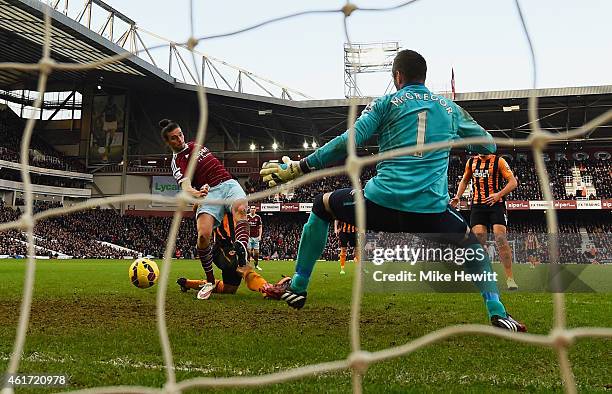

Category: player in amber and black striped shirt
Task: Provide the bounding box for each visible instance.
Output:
[334,220,359,274]
[176,212,291,299]
[451,154,518,290]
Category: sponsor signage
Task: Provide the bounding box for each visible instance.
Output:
[506,200,530,210]
[576,200,602,210]
[602,200,612,210]
[281,203,300,212]
[151,176,180,196]
[299,202,313,212]
[260,203,280,212]
[528,201,551,210]
[554,200,577,210]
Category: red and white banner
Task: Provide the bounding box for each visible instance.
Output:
[280,202,300,212]
[554,200,577,210]
[506,201,530,210]
[602,200,612,210]
[247,200,610,213]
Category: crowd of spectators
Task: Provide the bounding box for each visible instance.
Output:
[0,201,121,258]
[1,154,611,261]
[247,158,612,202]
[0,202,609,263]
[0,112,85,172]
[245,166,377,203]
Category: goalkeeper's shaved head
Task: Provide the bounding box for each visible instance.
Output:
[392,50,427,89]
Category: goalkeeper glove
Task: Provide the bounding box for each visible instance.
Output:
[260,156,311,187]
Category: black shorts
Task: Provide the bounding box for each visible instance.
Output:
[338,232,356,247]
[326,188,475,248]
[213,242,242,287]
[470,203,507,227]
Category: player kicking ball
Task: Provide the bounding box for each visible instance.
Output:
[261,50,526,332]
[161,119,250,299]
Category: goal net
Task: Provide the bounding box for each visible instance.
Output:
[1,1,611,393]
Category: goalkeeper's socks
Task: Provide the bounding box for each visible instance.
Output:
[339,249,346,270]
[197,245,215,283]
[291,212,330,294]
[463,243,507,319]
[483,292,507,319]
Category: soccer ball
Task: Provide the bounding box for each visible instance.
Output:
[129,258,159,289]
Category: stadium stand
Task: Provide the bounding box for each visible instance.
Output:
[1,200,610,263]
[0,105,85,172]
[247,157,612,202]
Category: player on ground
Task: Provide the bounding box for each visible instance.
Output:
[177,212,290,299]
[161,119,250,299]
[525,230,540,268]
[451,154,519,290]
[247,206,263,270]
[334,220,359,274]
[260,50,526,331]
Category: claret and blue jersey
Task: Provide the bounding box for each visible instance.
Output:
[305,83,496,213]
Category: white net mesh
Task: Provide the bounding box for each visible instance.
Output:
[1,1,612,393]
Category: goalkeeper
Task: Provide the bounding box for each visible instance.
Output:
[260,50,526,332]
[177,211,290,300]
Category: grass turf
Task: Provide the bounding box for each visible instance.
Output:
[0,259,610,393]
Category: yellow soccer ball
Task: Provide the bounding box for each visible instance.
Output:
[129,258,159,289]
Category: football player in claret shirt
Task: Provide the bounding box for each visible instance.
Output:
[260,50,526,332]
[451,153,518,290]
[247,206,263,270]
[161,118,250,299]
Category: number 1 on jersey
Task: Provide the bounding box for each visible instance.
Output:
[414,110,427,157]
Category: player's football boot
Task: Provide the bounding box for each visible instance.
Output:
[340,269,346,275]
[507,277,518,290]
[491,314,527,332]
[255,265,263,271]
[197,282,215,300]
[233,241,249,267]
[177,277,189,292]
[281,289,307,309]
[262,276,292,300]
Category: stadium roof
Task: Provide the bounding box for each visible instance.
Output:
[190,83,612,150]
[0,0,173,90]
[0,0,610,154]
[0,0,311,99]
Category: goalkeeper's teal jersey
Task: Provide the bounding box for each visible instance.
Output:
[305,83,496,213]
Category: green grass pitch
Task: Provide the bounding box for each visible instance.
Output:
[0,259,610,393]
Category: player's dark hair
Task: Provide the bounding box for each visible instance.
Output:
[159,118,180,141]
[392,50,427,83]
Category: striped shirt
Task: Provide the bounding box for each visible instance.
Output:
[338,221,357,233]
[171,141,231,189]
[214,213,234,243]
[463,155,513,205]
